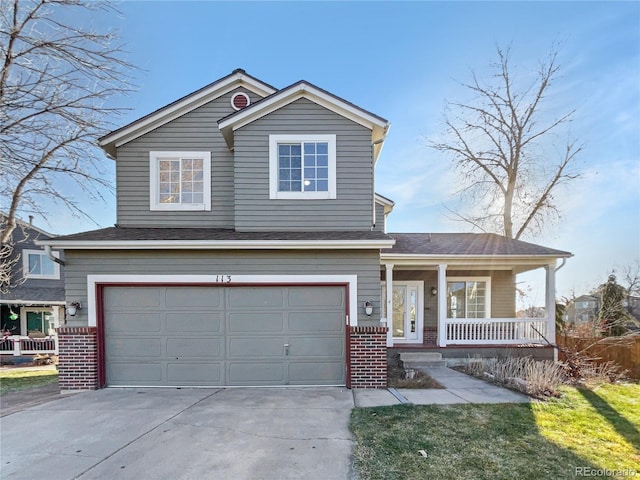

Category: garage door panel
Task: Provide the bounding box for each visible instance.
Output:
[106,313,161,334]
[227,288,284,309]
[166,313,222,333]
[228,337,286,358]
[227,312,284,333]
[108,362,163,383]
[289,362,345,383]
[288,287,343,307]
[228,362,285,384]
[108,337,162,358]
[105,287,162,308]
[166,337,222,358]
[165,287,222,308]
[289,336,344,357]
[288,312,345,332]
[167,363,221,384]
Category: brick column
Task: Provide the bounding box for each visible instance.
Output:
[349,325,388,388]
[56,327,98,391]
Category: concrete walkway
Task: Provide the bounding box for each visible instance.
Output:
[353,366,530,407]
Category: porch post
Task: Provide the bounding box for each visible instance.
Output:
[545,262,557,349]
[385,263,394,347]
[437,264,448,346]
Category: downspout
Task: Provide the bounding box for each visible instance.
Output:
[555,257,567,272]
[44,245,65,266]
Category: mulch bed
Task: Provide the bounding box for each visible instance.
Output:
[387,365,445,389]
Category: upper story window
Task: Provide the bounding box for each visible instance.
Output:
[269,135,336,200]
[447,277,491,319]
[149,151,211,211]
[23,249,60,279]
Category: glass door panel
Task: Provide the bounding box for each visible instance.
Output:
[392,286,406,338]
[27,312,45,335]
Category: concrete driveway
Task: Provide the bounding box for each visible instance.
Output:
[1,387,355,480]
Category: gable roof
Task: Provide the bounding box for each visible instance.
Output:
[98,69,277,157]
[0,212,55,239]
[218,80,390,163]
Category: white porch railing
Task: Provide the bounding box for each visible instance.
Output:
[0,335,58,356]
[444,318,548,346]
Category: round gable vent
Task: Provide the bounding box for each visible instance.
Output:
[231,92,250,111]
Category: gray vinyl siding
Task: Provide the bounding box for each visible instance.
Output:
[383,269,517,330]
[63,249,381,327]
[115,89,263,228]
[373,201,385,232]
[233,98,374,231]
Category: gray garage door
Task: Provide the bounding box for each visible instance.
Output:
[103,285,346,386]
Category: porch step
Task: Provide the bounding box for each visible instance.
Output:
[399,352,445,368]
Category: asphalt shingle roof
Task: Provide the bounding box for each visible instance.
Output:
[48,227,393,242]
[384,233,571,257]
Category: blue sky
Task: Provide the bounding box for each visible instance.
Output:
[45,1,639,302]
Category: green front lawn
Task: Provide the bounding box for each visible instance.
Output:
[0,369,59,395]
[350,383,640,480]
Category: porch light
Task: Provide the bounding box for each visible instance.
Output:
[431,287,438,296]
[67,302,81,317]
[363,301,374,316]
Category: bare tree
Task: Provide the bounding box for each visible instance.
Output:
[0,0,135,289]
[432,46,582,239]
[618,260,640,318]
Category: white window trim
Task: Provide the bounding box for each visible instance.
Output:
[149,151,212,211]
[20,307,57,336]
[269,134,337,200]
[22,249,60,280]
[446,276,492,319]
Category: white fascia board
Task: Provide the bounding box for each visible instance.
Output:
[99,74,276,155]
[219,83,389,139]
[39,239,395,250]
[0,300,66,305]
[380,253,568,266]
[374,194,395,207]
[87,274,359,328]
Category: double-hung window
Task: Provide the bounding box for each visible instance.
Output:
[149,151,211,211]
[447,277,491,319]
[269,135,336,199]
[23,249,60,279]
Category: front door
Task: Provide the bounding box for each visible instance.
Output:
[381,281,424,344]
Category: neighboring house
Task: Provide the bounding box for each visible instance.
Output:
[565,293,640,332]
[39,69,571,390]
[565,295,600,325]
[0,213,63,358]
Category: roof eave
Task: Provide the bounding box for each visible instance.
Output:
[381,252,573,266]
[99,70,277,157]
[218,82,390,157]
[37,239,396,250]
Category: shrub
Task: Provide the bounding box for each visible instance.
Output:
[462,355,566,398]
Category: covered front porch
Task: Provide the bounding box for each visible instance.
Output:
[379,233,571,351]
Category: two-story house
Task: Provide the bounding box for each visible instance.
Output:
[1,213,63,359]
[40,70,571,391]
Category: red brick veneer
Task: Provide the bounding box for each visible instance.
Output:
[56,327,98,390]
[349,325,388,388]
